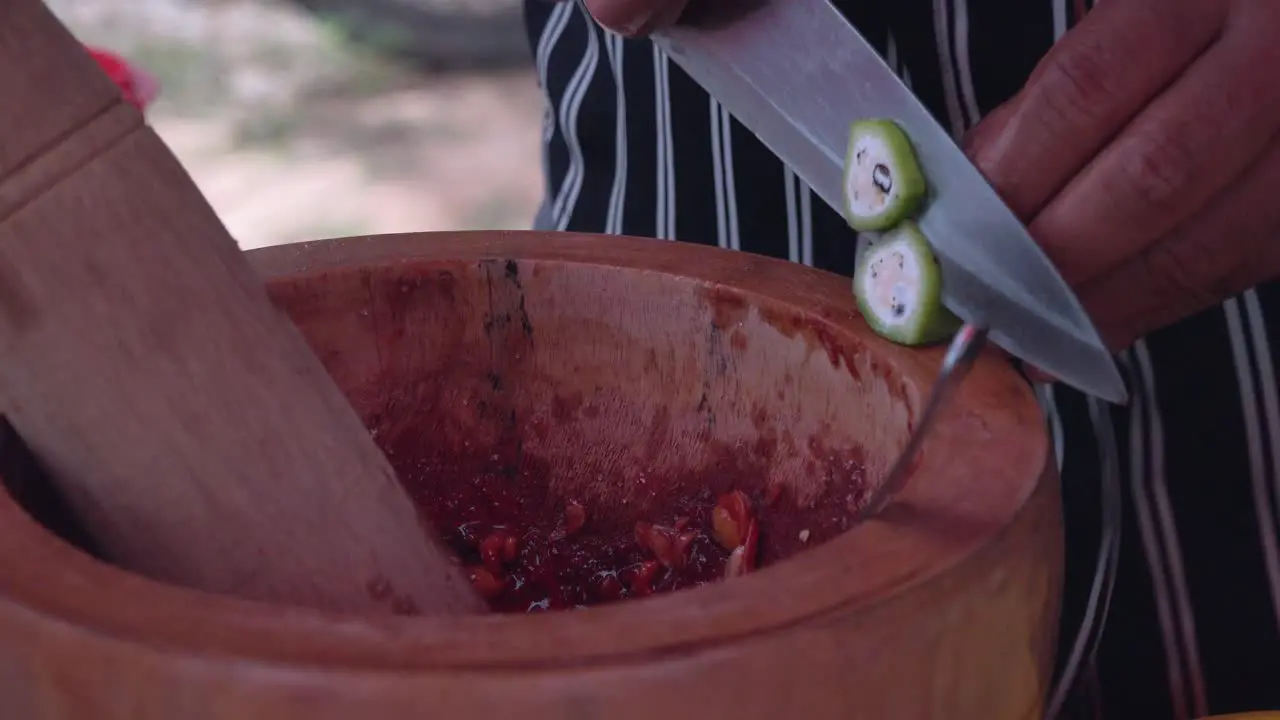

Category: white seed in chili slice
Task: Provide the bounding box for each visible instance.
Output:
[852,221,960,346]
[843,119,928,232]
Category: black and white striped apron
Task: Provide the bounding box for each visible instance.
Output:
[523,0,1280,715]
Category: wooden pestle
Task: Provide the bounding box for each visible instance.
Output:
[0,0,485,615]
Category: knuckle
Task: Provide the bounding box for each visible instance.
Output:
[1033,46,1118,128]
[1136,234,1219,314]
[1113,125,1198,212]
[1097,246,1203,349]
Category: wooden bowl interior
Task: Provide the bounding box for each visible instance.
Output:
[268,253,915,571]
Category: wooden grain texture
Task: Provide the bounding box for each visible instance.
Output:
[0,0,482,615]
[0,231,1062,718]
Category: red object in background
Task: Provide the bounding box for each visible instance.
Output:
[85,46,160,112]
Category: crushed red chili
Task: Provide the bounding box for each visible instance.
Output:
[442,490,752,613]
[389,438,866,614]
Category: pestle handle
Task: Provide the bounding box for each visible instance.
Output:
[0,1,485,615]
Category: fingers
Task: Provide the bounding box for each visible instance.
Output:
[1030,9,1280,286]
[1077,130,1280,351]
[584,0,689,36]
[961,98,1016,162]
[966,0,1226,220]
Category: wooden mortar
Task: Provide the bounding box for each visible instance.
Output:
[0,231,1063,719]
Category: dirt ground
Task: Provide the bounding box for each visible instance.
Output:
[46,0,547,249]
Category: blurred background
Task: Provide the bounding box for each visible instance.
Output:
[47,0,545,249]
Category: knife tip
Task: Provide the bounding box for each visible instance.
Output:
[1079,362,1129,406]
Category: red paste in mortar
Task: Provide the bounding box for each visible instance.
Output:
[386,440,867,614]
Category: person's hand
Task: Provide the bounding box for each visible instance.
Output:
[964,0,1280,352]
[583,0,689,37]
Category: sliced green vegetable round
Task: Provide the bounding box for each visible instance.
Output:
[852,221,960,346]
[843,119,927,232]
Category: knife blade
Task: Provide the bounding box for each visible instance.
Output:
[654,0,1128,404]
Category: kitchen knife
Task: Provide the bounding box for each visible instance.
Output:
[653,0,1128,404]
